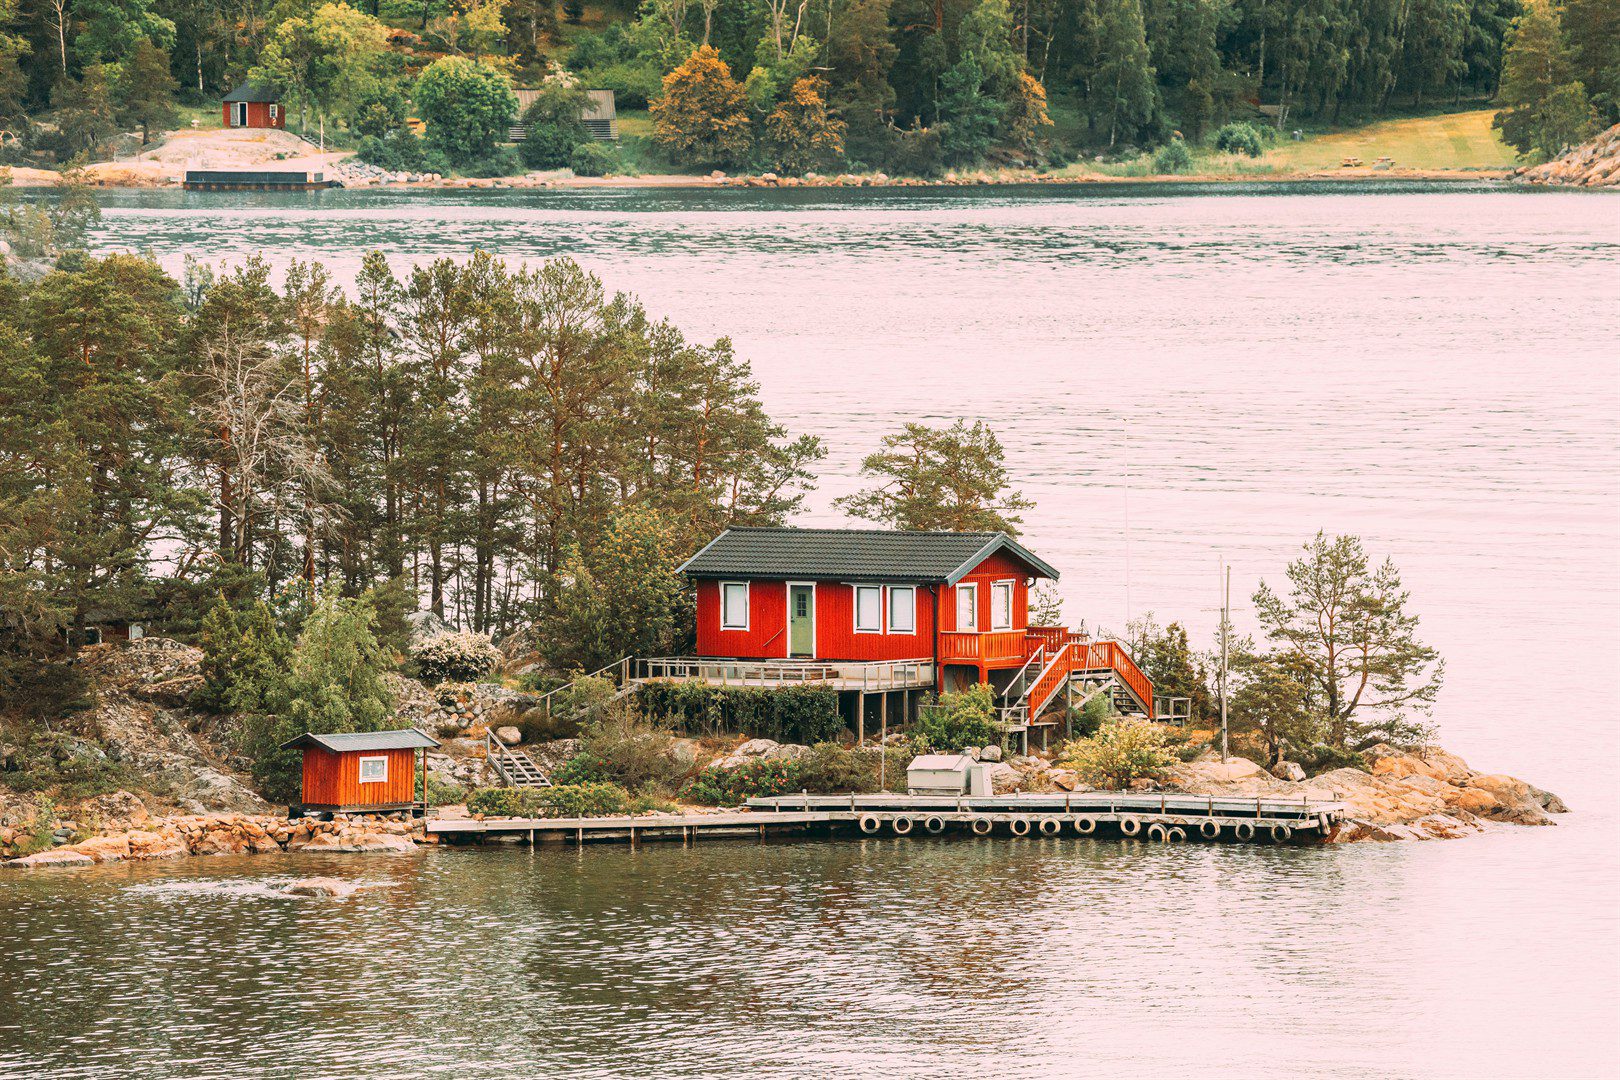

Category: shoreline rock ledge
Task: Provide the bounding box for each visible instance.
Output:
[4,812,422,868]
[1165,743,1567,841]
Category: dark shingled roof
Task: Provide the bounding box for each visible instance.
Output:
[279,729,439,753]
[223,81,279,103]
[677,527,1059,585]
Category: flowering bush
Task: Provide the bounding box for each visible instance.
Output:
[413,631,501,683]
[681,758,805,806]
[1058,718,1177,789]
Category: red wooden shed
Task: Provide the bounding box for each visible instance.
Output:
[279,729,438,815]
[222,81,285,130]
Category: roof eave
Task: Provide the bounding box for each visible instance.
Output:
[676,528,734,576]
[944,533,1061,585]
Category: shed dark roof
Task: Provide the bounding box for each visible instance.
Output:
[677,527,1059,585]
[279,729,439,753]
[223,81,279,103]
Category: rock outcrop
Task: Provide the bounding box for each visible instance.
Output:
[1161,744,1566,841]
[1511,123,1620,187]
[4,812,425,869]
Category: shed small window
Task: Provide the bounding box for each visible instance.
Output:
[358,756,387,783]
[887,586,916,633]
[854,585,883,633]
[955,583,978,630]
[991,581,1014,631]
[268,104,280,123]
[721,582,749,630]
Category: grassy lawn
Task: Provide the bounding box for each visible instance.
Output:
[1259,109,1518,171]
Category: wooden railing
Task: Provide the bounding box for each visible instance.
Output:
[939,630,1027,664]
[1070,640,1155,716]
[633,657,935,691]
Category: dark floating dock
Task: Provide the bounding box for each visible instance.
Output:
[183,169,333,191]
[428,792,1345,847]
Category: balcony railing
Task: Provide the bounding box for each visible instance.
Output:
[938,630,1027,665]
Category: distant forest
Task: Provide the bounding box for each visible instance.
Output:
[1,0,1615,174]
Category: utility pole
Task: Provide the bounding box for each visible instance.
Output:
[1219,562,1230,763]
[1123,416,1132,628]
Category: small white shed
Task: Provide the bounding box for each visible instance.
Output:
[907,754,975,795]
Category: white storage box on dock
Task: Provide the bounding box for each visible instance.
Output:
[968,763,992,797]
[907,754,974,795]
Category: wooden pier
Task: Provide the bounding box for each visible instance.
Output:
[427,791,1344,847]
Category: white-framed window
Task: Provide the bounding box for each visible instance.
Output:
[887,586,916,633]
[955,582,978,630]
[720,582,750,630]
[268,103,280,124]
[991,580,1015,630]
[358,756,388,783]
[854,585,883,633]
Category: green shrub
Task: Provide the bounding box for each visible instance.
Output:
[514,707,582,744]
[551,710,687,793]
[681,758,806,805]
[794,742,910,794]
[911,684,1000,753]
[1059,718,1177,789]
[534,782,629,817]
[461,147,522,178]
[569,142,616,177]
[1297,743,1368,776]
[413,631,502,683]
[467,786,541,816]
[1153,139,1194,174]
[1212,122,1266,158]
[517,83,592,169]
[637,683,843,745]
[425,776,466,807]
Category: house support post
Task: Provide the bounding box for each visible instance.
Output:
[857,692,866,745]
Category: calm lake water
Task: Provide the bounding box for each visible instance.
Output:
[2,182,1616,1078]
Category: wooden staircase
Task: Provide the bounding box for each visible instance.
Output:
[1001,634,1155,728]
[486,731,553,788]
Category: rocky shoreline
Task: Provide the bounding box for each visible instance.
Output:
[5,811,421,868]
[1511,123,1620,188]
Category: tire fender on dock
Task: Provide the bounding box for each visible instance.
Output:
[1269,823,1293,844]
[1119,816,1142,837]
[1009,816,1032,836]
[1199,819,1221,839]
[891,816,914,836]
[859,814,882,834]
[923,815,947,834]
[1147,822,1169,842]
[1233,821,1256,841]
[1168,827,1187,842]
[970,817,994,836]
[1073,815,1098,835]
[1038,817,1062,836]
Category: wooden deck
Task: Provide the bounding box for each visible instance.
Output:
[428,791,1344,846]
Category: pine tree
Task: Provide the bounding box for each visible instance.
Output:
[1253,532,1444,749]
[1493,0,1598,158]
[1091,0,1157,146]
[835,419,1034,534]
[117,39,179,143]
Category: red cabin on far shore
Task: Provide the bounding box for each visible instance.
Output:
[222,81,285,129]
[280,729,438,815]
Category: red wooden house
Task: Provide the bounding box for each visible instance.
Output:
[222,82,285,129]
[279,729,438,815]
[671,527,1156,741]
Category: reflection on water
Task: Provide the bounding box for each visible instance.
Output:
[1,829,1615,1079]
[6,183,1609,1077]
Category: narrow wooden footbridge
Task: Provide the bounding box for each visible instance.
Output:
[427,791,1345,847]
